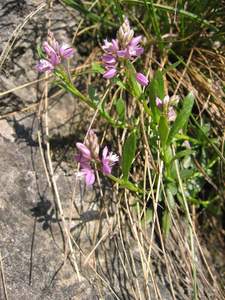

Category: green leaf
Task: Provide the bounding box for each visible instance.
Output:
[148,70,164,101]
[159,115,169,147]
[88,85,99,105]
[122,131,137,180]
[119,179,140,192]
[107,175,141,192]
[115,98,125,122]
[166,188,175,209]
[167,93,194,145]
[141,208,153,226]
[171,149,194,162]
[37,44,45,59]
[126,61,142,98]
[147,70,164,123]
[91,62,104,74]
[162,209,171,238]
[112,77,127,90]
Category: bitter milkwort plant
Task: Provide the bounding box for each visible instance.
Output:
[36,17,195,235]
[35,4,225,296]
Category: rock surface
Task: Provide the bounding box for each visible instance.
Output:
[0,117,174,300]
[0,0,86,138]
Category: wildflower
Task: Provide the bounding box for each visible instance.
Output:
[101,18,147,86]
[156,95,179,122]
[102,39,119,54]
[101,146,119,175]
[59,43,75,59]
[77,166,95,186]
[103,68,117,79]
[75,142,95,186]
[117,17,134,48]
[136,72,149,87]
[75,131,119,186]
[84,130,100,160]
[36,59,55,73]
[36,31,74,73]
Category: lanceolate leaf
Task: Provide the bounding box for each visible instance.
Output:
[126,61,142,98]
[115,98,125,121]
[162,209,171,238]
[147,70,164,123]
[159,115,169,147]
[167,93,194,145]
[122,131,137,180]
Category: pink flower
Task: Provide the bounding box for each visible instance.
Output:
[75,143,95,186]
[102,39,119,54]
[101,146,119,175]
[101,18,144,82]
[75,132,119,185]
[36,59,54,72]
[79,167,95,186]
[59,43,75,59]
[76,143,92,161]
[156,96,177,121]
[102,54,117,65]
[136,72,149,86]
[103,68,117,79]
[168,107,176,122]
[37,32,74,73]
[156,97,163,108]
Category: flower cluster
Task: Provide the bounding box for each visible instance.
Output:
[101,18,149,86]
[36,31,74,73]
[156,95,179,122]
[75,130,119,186]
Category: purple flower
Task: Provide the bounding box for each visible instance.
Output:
[156,96,170,108]
[103,68,117,79]
[136,72,149,86]
[36,59,54,72]
[79,167,95,186]
[156,97,163,108]
[101,146,119,175]
[156,96,177,122]
[75,143,95,186]
[76,143,92,161]
[75,131,119,185]
[102,54,117,65]
[168,107,176,122]
[117,17,134,47]
[102,39,119,54]
[37,32,74,73]
[101,18,145,82]
[59,43,75,59]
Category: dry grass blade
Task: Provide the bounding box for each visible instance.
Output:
[0,252,8,300]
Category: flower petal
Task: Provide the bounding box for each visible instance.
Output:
[83,168,95,185]
[156,97,163,108]
[76,143,91,160]
[117,50,128,58]
[130,35,142,46]
[59,43,74,59]
[102,54,117,65]
[102,146,108,160]
[102,163,112,175]
[36,59,54,73]
[103,68,117,79]
[136,73,149,86]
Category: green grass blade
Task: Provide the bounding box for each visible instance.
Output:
[167,93,194,145]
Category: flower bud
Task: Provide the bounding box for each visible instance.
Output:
[117,18,134,47]
[136,73,149,86]
[85,130,99,160]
